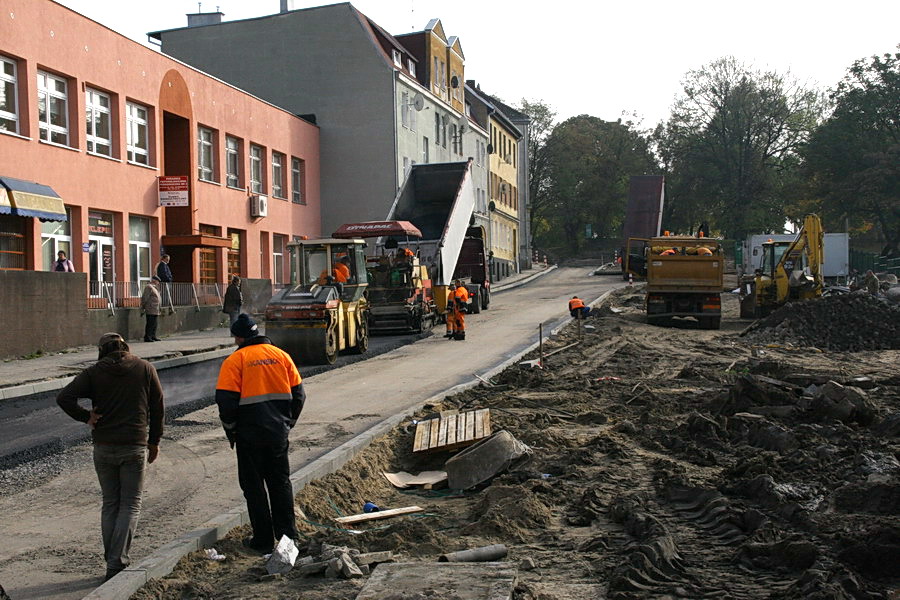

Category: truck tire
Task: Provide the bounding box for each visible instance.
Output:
[470,288,481,314]
[699,316,721,330]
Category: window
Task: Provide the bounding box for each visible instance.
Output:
[85,88,112,156]
[227,229,242,276]
[291,157,305,204]
[128,216,151,290]
[434,112,440,140]
[422,136,429,163]
[37,70,69,145]
[408,60,416,77]
[450,124,457,154]
[433,57,439,88]
[273,234,286,285]
[403,156,409,174]
[198,224,219,284]
[226,136,241,187]
[272,151,285,198]
[441,115,447,148]
[401,91,409,128]
[0,215,26,270]
[249,144,263,193]
[41,208,72,271]
[126,102,149,165]
[0,56,19,133]
[392,50,403,68]
[197,126,215,182]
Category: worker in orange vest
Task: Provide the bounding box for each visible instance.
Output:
[444,284,458,339]
[660,248,677,256]
[451,284,468,340]
[568,296,590,319]
[697,246,712,256]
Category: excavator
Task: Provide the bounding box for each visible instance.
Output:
[750,214,825,317]
[265,237,369,365]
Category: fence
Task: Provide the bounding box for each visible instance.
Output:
[87,281,227,314]
[850,249,900,277]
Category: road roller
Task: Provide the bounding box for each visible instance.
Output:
[265,237,369,365]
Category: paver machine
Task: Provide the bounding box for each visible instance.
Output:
[265,237,369,365]
[333,220,437,334]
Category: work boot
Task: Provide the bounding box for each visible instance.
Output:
[104,567,123,582]
[454,331,466,341]
[444,332,453,339]
[242,537,274,554]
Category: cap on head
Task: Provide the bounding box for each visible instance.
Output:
[230,313,259,339]
[98,332,124,346]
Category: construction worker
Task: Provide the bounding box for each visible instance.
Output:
[661,248,677,256]
[333,255,351,283]
[697,246,713,256]
[568,296,590,319]
[864,270,880,296]
[451,285,467,340]
[444,284,458,338]
[216,314,305,554]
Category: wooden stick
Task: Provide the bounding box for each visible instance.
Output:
[543,341,580,358]
[473,373,495,387]
[334,505,424,525]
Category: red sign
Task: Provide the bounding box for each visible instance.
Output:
[158,176,189,207]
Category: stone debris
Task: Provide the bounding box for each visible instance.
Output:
[297,544,394,579]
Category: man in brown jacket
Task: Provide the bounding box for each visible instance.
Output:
[140,276,162,342]
[57,333,165,581]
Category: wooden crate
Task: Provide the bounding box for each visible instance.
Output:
[413,408,491,453]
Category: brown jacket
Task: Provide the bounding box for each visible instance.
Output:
[140,283,161,316]
[57,351,164,446]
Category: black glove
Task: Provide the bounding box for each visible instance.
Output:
[225,429,236,449]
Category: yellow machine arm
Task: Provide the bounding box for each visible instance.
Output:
[756,214,824,314]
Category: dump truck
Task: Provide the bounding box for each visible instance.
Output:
[264,238,369,365]
[333,220,437,333]
[645,234,724,329]
[621,175,665,281]
[385,160,490,315]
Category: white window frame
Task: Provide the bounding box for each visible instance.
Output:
[85,88,112,157]
[0,55,19,134]
[273,234,286,285]
[128,216,152,290]
[291,157,304,204]
[226,136,240,188]
[422,136,429,163]
[126,102,149,165]
[250,144,263,194]
[272,151,285,198]
[392,50,403,68]
[37,70,69,145]
[197,126,215,182]
[401,91,409,128]
[408,60,416,77]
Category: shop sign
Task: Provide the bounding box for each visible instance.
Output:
[158,176,189,207]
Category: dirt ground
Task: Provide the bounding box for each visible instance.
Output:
[133,287,900,600]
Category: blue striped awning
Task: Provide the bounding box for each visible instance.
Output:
[0,176,67,222]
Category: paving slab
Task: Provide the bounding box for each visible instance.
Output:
[355,562,518,600]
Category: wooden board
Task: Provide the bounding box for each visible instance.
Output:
[334,505,423,525]
[356,562,517,600]
[413,409,493,453]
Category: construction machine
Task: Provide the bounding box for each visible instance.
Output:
[265,238,369,365]
[333,220,437,334]
[750,214,825,317]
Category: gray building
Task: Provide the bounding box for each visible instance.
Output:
[151,3,487,237]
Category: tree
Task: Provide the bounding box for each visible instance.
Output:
[540,115,656,255]
[661,57,823,239]
[803,50,900,253]
[515,99,556,243]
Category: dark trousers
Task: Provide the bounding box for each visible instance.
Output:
[236,437,297,547]
[144,314,158,341]
[93,445,147,570]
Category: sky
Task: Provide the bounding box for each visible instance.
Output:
[54,0,899,128]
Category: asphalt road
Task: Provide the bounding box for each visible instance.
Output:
[0,267,619,600]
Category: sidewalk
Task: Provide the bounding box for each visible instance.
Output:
[0,263,557,400]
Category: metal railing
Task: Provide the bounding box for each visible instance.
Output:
[88,281,226,314]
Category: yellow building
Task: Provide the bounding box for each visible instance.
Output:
[488,112,522,279]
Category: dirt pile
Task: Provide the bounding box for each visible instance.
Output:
[747,293,900,351]
[131,289,900,600]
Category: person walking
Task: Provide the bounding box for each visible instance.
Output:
[155,254,173,310]
[569,296,590,319]
[450,283,469,340]
[216,314,305,553]
[53,250,75,272]
[223,275,243,327]
[140,276,162,342]
[864,270,880,296]
[56,332,164,582]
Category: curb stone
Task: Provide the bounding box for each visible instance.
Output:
[83,288,618,599]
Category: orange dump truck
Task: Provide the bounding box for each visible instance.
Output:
[645,235,724,329]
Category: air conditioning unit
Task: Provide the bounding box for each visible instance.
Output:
[250,194,268,218]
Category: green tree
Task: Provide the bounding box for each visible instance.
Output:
[541,115,656,255]
[515,99,556,243]
[803,50,900,253]
[661,57,823,239]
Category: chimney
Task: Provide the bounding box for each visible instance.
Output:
[280,0,291,12]
[187,8,223,27]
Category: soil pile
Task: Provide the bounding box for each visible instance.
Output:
[131,289,900,600]
[747,293,900,351]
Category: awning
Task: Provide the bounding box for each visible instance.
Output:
[161,234,232,248]
[333,221,422,239]
[0,176,67,222]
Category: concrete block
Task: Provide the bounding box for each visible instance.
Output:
[130,537,199,579]
[81,569,147,600]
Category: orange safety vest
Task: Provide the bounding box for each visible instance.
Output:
[333,262,350,282]
[454,286,470,303]
[661,249,676,255]
[569,297,585,311]
[216,343,302,405]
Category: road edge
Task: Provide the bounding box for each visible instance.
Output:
[84,288,615,600]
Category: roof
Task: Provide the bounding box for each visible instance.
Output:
[465,84,522,138]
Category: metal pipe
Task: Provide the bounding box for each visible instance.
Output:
[438,544,507,563]
[538,323,543,367]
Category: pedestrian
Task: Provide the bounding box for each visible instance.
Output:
[140,276,162,342]
[223,275,243,327]
[155,254,173,283]
[568,296,590,319]
[216,314,305,554]
[864,270,880,296]
[56,332,164,582]
[53,250,75,272]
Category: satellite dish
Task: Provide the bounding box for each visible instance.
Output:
[412,93,425,112]
[450,75,459,89]
[488,201,496,212]
[486,143,494,154]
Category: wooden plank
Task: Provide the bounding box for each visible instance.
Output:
[430,417,440,450]
[446,413,457,446]
[465,410,475,442]
[413,420,430,452]
[438,415,448,447]
[413,421,425,452]
[482,409,492,438]
[474,409,484,439]
[334,505,423,525]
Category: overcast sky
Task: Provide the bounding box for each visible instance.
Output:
[55,0,899,128]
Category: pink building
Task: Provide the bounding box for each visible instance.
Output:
[0,0,321,290]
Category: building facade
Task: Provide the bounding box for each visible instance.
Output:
[0,0,320,289]
[152,4,488,241]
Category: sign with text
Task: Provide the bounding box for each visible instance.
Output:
[158,176,189,207]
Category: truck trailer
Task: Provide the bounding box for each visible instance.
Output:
[645,235,724,329]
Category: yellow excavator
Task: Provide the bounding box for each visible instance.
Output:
[265,238,369,365]
[752,214,825,317]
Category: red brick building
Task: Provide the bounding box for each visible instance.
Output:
[0,0,321,291]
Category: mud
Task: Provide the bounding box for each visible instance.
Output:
[132,286,899,600]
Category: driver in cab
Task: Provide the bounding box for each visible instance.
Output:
[317,255,352,285]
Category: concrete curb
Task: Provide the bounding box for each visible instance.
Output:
[0,346,233,401]
[492,264,558,294]
[83,287,617,600]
